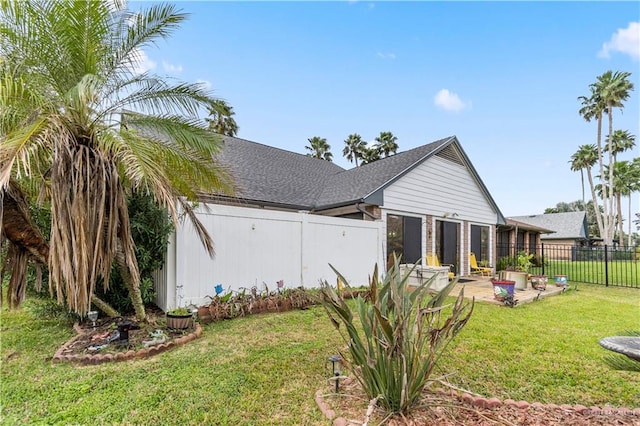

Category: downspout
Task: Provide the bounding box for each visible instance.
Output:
[356,202,379,220]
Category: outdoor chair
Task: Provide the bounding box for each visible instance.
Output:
[425,253,455,280]
[469,252,492,277]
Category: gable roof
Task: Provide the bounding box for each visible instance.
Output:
[216,134,505,224]
[508,212,589,240]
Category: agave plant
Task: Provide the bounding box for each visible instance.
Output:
[319,256,474,414]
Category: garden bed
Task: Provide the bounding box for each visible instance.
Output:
[53,306,201,365]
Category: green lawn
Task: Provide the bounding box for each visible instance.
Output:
[530,260,638,287]
[1,284,639,425]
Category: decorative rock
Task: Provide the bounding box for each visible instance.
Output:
[486,397,501,408]
[473,397,488,408]
[450,389,458,397]
[461,393,474,404]
[573,404,588,414]
[102,353,114,362]
[589,406,601,413]
[547,403,559,410]
[560,404,573,411]
[504,399,517,407]
[515,401,530,410]
[135,348,149,359]
[531,402,545,409]
[333,417,348,426]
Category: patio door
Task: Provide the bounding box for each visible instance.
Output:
[470,225,490,263]
[435,220,459,274]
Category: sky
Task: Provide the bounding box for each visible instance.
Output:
[133,1,639,223]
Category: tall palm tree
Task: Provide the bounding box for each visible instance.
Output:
[374,131,399,157]
[595,71,634,244]
[569,144,601,238]
[342,133,367,167]
[0,1,233,320]
[605,130,636,162]
[206,99,238,137]
[305,136,333,161]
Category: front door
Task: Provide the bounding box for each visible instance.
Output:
[436,220,459,274]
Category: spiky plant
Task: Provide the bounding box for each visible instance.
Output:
[320,256,474,414]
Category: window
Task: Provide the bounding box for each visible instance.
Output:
[386,214,421,264]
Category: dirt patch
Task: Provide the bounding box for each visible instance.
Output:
[53,306,201,365]
[319,378,640,426]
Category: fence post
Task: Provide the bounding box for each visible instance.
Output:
[604,245,609,287]
[541,243,545,276]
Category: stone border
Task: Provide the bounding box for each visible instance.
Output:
[315,383,640,426]
[53,323,202,365]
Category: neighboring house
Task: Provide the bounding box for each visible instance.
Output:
[154,135,506,310]
[496,218,554,259]
[506,211,589,261]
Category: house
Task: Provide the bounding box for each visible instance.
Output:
[496,218,554,259]
[505,211,589,261]
[153,135,506,310]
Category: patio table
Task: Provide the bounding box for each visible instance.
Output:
[599,336,640,361]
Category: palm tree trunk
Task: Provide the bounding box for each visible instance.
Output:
[616,193,624,247]
[628,194,633,248]
[115,239,146,322]
[91,295,120,317]
[594,113,609,243]
[586,168,605,240]
[606,101,616,245]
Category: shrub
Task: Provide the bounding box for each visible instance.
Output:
[96,193,173,314]
[319,256,474,414]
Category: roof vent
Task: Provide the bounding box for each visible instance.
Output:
[435,145,463,166]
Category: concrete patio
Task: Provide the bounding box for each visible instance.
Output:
[452,276,571,305]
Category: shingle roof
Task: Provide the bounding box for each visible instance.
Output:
[216,134,503,224]
[508,212,588,240]
[217,136,344,208]
[314,137,453,207]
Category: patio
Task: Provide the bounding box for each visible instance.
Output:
[452,276,569,305]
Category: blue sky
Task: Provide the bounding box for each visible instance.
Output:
[135,1,639,222]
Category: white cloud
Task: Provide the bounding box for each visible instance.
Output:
[130,47,156,74]
[433,89,471,113]
[196,79,212,90]
[598,22,640,61]
[376,52,396,60]
[162,61,183,73]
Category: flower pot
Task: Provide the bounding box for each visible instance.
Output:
[500,270,528,290]
[491,279,515,301]
[531,275,547,290]
[554,275,567,287]
[166,313,192,329]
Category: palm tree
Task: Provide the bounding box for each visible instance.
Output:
[569,144,601,238]
[605,130,636,162]
[374,131,399,157]
[595,71,634,244]
[360,146,382,165]
[342,133,367,167]
[305,136,333,161]
[207,99,239,136]
[0,1,233,320]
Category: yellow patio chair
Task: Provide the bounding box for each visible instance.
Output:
[469,252,492,277]
[425,253,455,280]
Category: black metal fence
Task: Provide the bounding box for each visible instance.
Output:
[495,243,639,288]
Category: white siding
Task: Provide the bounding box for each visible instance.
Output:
[383,156,497,224]
[156,203,383,310]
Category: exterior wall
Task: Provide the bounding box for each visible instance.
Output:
[383,156,498,275]
[155,203,383,310]
[383,156,498,224]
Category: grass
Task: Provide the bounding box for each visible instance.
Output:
[529,260,638,287]
[1,284,639,425]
